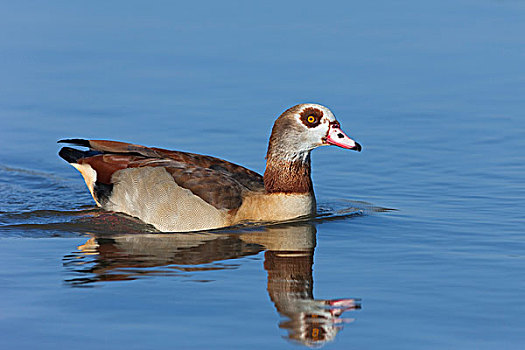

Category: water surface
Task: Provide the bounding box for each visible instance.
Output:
[1,1,524,349]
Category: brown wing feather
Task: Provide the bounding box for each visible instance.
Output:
[88,140,165,158]
[165,167,246,210]
[78,154,134,184]
[79,139,263,191]
[71,139,264,210]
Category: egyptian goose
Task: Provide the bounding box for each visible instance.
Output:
[58,103,361,232]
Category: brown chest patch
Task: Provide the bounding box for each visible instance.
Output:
[263,157,313,194]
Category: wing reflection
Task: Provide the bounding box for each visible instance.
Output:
[65,232,262,283]
[64,222,360,346]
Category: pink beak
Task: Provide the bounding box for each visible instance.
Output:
[325,122,362,151]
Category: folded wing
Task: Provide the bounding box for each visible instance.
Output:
[58,139,264,211]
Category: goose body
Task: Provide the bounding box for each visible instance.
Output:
[59,103,361,232]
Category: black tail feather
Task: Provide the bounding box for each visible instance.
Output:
[57,139,91,148]
[94,182,113,205]
[58,147,100,163]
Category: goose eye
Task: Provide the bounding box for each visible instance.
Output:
[300,107,323,128]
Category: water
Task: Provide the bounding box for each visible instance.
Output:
[1,0,524,348]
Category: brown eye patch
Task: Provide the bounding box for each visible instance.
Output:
[299,107,323,128]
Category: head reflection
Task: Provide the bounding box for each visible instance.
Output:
[240,225,360,346]
[67,221,360,346]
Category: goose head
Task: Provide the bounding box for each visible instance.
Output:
[266,103,362,162]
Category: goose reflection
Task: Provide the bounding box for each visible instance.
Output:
[65,221,360,346]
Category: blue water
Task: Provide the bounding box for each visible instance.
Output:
[1,1,524,348]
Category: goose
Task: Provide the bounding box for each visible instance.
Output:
[58,103,361,232]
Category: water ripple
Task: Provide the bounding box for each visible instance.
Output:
[0,200,393,237]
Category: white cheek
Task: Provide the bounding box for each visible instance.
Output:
[308,125,329,145]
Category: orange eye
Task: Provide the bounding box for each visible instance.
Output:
[307,115,315,123]
[312,328,320,339]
